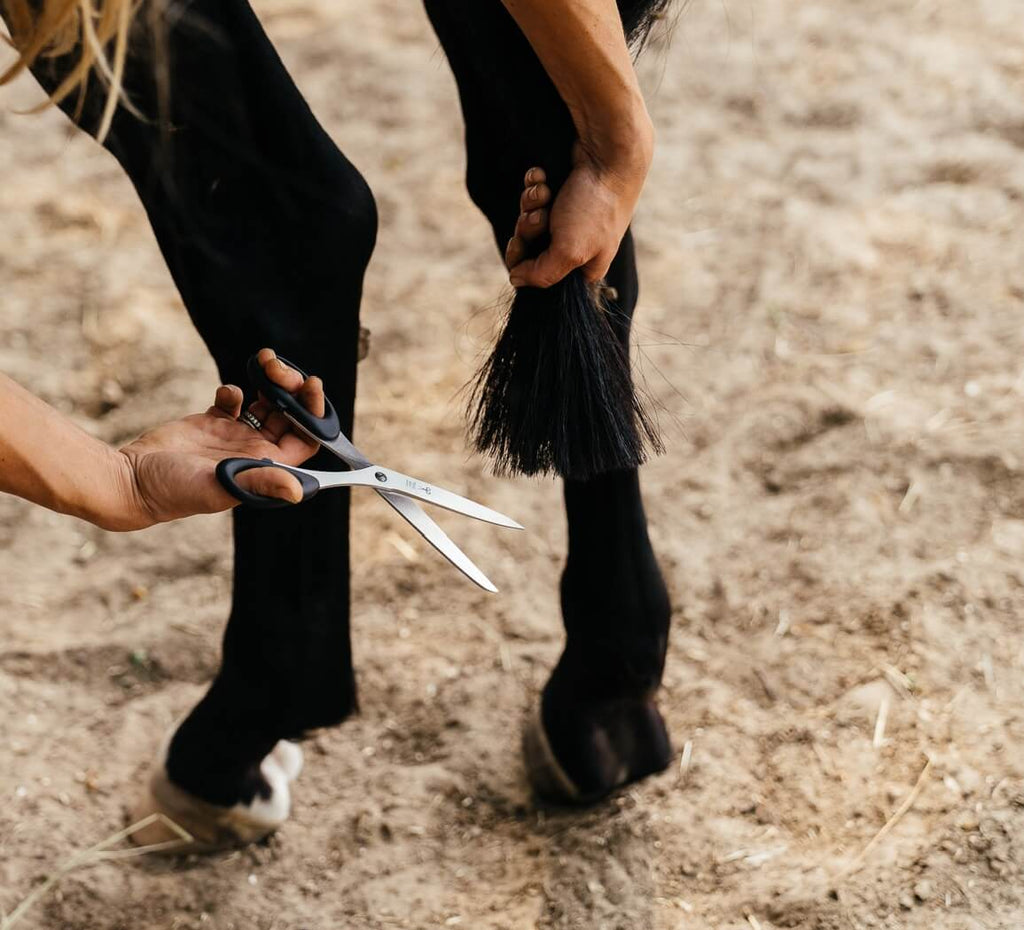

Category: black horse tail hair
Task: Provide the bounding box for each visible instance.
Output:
[618,0,674,49]
[468,271,663,481]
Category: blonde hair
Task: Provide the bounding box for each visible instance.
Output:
[1,0,136,141]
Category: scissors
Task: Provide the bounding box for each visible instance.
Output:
[215,355,522,593]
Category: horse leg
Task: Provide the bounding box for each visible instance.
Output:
[18,0,375,844]
[424,0,673,803]
[522,236,673,803]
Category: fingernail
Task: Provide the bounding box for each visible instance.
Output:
[526,168,537,184]
[529,210,542,225]
[528,185,538,201]
[510,275,524,287]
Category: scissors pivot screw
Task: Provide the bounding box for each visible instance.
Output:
[374,471,388,483]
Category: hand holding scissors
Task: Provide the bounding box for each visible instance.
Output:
[217,353,523,593]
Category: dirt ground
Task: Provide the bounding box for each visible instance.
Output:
[3,0,1024,927]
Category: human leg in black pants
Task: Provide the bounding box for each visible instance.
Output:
[423,0,673,802]
[15,0,374,841]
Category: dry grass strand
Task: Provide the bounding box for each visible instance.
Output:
[0,813,192,930]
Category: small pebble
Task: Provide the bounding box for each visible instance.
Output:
[914,880,933,902]
[101,379,124,405]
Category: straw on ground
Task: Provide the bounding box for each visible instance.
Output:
[0,814,192,930]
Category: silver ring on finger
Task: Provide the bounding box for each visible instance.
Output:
[237,410,263,432]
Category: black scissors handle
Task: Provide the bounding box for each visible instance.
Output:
[216,457,321,509]
[247,354,342,444]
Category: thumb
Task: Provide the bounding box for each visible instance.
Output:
[208,384,243,419]
[508,246,577,289]
[234,465,304,504]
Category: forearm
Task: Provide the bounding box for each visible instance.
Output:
[500,0,653,165]
[0,373,134,529]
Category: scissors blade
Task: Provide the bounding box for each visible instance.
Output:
[369,467,523,530]
[298,456,522,530]
[277,408,507,590]
[279,411,373,469]
[376,489,499,594]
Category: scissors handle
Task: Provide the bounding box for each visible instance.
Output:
[247,354,342,444]
[216,457,322,509]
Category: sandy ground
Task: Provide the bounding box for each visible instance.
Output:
[3,0,1024,927]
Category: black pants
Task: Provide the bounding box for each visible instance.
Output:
[21,0,670,805]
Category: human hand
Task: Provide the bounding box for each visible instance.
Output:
[109,349,325,530]
[505,117,654,289]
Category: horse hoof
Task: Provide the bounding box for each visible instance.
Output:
[522,707,588,804]
[522,699,672,806]
[129,739,304,853]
